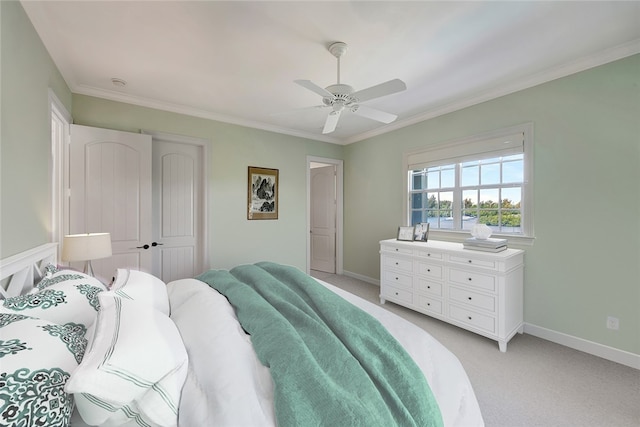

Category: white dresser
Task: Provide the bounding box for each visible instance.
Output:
[379,239,524,351]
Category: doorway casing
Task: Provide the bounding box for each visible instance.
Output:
[306,156,343,275]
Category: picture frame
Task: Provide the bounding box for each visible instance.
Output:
[413,222,430,241]
[248,166,278,220]
[397,226,415,241]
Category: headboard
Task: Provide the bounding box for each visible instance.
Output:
[0,243,58,299]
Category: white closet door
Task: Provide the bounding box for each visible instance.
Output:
[69,124,153,282]
[310,165,336,273]
[152,140,202,283]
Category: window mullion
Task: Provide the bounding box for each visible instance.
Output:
[452,163,462,228]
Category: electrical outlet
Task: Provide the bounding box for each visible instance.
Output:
[606,316,619,330]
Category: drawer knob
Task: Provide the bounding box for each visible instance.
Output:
[395,262,399,265]
[427,269,431,272]
[395,292,399,296]
[427,253,431,257]
[427,286,431,289]
[395,277,399,280]
[395,248,399,251]
[468,297,472,300]
[427,303,431,306]
[468,260,473,263]
[468,316,472,320]
[468,277,472,281]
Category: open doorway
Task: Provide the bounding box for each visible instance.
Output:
[307,156,343,275]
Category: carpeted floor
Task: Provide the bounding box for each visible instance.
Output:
[311,270,640,427]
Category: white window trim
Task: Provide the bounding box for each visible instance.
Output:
[402,123,535,246]
[49,89,72,247]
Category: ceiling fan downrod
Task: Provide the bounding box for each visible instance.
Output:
[328,42,348,85]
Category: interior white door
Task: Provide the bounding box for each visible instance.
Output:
[152,139,202,282]
[310,165,336,273]
[69,125,153,283]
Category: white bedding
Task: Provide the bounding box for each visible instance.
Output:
[167,277,484,427]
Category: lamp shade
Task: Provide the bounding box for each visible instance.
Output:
[62,233,112,262]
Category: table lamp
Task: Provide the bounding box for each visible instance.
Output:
[62,233,112,276]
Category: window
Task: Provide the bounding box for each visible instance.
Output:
[405,124,533,238]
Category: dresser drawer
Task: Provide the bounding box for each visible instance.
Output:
[382,270,412,289]
[416,262,443,279]
[416,250,443,260]
[449,304,495,334]
[449,255,496,270]
[382,285,413,305]
[416,295,442,315]
[383,256,412,273]
[415,278,442,296]
[449,286,495,312]
[382,245,413,256]
[449,268,496,292]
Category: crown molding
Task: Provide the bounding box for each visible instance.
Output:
[345,39,640,145]
[71,39,639,146]
[71,84,341,145]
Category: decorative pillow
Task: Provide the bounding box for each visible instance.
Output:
[110,269,170,315]
[34,265,102,291]
[65,292,188,427]
[0,314,87,427]
[0,269,107,335]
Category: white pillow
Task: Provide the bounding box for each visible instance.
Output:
[110,269,170,315]
[0,314,86,426]
[0,269,107,335]
[65,292,188,427]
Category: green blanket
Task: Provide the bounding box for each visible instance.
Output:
[197,262,443,427]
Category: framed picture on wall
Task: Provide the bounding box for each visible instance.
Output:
[397,226,415,241]
[414,222,430,241]
[248,166,278,220]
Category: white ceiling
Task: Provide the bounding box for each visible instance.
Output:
[21,1,640,145]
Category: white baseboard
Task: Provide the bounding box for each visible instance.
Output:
[339,271,639,370]
[525,323,640,370]
[342,270,379,286]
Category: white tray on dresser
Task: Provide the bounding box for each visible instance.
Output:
[380,239,524,352]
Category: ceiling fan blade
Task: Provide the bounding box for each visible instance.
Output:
[322,110,342,134]
[352,78,406,103]
[353,104,398,124]
[294,80,335,99]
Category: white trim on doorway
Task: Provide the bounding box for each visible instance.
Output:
[49,89,71,247]
[306,156,343,275]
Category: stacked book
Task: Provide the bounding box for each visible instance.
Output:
[464,237,508,253]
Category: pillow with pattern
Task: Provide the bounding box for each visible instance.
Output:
[0,270,108,336]
[34,264,95,292]
[0,313,87,427]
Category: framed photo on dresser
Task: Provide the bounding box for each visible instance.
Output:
[397,226,415,241]
[413,223,430,241]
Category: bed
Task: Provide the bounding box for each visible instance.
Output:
[0,243,484,427]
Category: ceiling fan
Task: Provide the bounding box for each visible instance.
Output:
[294,42,406,134]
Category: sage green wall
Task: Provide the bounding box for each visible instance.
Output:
[71,95,343,272]
[0,1,72,259]
[3,0,637,356]
[344,55,640,354]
